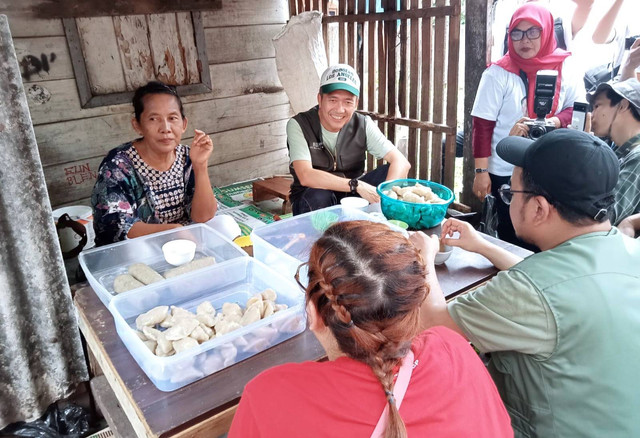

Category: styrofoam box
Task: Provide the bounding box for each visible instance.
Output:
[108,256,306,392]
[79,224,248,307]
[251,206,381,288]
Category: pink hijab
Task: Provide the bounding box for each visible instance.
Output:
[495,3,570,118]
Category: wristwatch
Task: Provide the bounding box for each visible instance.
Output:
[474,168,489,174]
[349,178,359,195]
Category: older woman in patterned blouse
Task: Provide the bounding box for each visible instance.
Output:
[91,81,217,246]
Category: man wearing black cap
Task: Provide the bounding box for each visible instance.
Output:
[411,129,640,437]
[587,78,640,225]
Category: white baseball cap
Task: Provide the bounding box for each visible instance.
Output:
[319,64,360,97]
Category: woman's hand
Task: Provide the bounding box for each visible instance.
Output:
[441,218,487,254]
[509,117,530,137]
[189,129,213,167]
[473,172,491,200]
[409,231,439,266]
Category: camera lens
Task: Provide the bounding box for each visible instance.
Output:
[529,125,547,140]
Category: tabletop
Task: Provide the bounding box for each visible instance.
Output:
[74,233,531,437]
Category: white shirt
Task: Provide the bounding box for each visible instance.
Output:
[471,59,584,176]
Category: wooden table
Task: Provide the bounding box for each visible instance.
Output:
[74,234,530,437]
[252,177,292,214]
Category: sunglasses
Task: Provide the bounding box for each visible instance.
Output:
[510,26,542,42]
[498,184,538,205]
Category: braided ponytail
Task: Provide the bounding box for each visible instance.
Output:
[306,221,428,437]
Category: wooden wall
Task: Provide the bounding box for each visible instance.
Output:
[4,0,293,208]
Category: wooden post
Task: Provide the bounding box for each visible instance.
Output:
[461,0,492,210]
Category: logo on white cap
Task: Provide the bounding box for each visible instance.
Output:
[320,64,360,97]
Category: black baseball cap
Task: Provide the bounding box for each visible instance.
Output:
[496,129,619,220]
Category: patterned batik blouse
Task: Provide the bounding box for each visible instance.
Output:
[91,141,195,246]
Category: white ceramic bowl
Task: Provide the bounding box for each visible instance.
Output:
[162,239,197,266]
[434,244,453,265]
[340,196,369,211]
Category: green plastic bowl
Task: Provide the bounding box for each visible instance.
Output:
[377,179,454,229]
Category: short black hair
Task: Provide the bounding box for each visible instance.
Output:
[604,88,640,122]
[520,167,612,225]
[132,81,185,122]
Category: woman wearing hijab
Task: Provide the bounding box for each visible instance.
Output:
[472,3,583,246]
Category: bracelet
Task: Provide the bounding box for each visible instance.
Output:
[474,168,489,174]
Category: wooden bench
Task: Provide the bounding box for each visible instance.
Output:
[252,177,292,214]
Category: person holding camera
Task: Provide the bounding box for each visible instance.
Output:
[472,3,583,246]
[586,78,640,226]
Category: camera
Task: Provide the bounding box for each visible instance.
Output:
[524,70,558,140]
[625,35,639,50]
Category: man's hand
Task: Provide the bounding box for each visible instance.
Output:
[189,129,214,167]
[441,218,487,254]
[356,181,380,203]
[509,117,530,137]
[620,38,640,81]
[408,231,439,266]
[473,172,491,200]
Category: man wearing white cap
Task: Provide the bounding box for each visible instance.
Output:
[287,64,410,215]
[587,78,640,225]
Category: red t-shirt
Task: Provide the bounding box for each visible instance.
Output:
[228,326,512,437]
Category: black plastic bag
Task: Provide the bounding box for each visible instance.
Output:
[1,403,91,438]
[477,194,499,238]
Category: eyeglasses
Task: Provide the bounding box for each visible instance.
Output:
[510,26,542,42]
[294,262,309,292]
[498,184,538,205]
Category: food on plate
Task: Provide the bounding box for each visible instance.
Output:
[128,263,164,285]
[113,274,144,293]
[384,182,447,204]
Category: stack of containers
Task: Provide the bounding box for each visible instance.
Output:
[79,224,307,391]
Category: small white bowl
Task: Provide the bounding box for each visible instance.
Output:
[162,239,196,266]
[434,244,453,265]
[340,196,369,211]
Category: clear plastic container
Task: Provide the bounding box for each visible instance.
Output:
[79,224,248,306]
[108,257,306,391]
[251,206,380,288]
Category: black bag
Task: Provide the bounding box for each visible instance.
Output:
[584,63,620,92]
[477,195,499,238]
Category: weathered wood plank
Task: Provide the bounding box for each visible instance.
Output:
[0,0,222,19]
[25,59,283,126]
[148,13,187,85]
[35,91,293,167]
[76,17,126,94]
[205,24,282,64]
[429,0,446,183]
[177,12,200,84]
[12,36,73,83]
[113,15,155,90]
[6,16,63,37]
[209,58,283,98]
[419,1,432,181]
[209,148,290,187]
[443,0,461,190]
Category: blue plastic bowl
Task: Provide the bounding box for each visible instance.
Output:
[377,179,454,229]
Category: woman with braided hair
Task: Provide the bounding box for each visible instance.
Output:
[229,221,512,437]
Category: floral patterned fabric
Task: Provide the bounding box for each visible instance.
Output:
[91,141,195,246]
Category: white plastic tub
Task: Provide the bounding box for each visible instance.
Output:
[108,257,306,391]
[251,206,382,287]
[79,224,247,306]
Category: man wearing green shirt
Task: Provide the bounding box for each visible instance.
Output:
[587,78,640,224]
[287,64,410,215]
[412,129,640,437]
